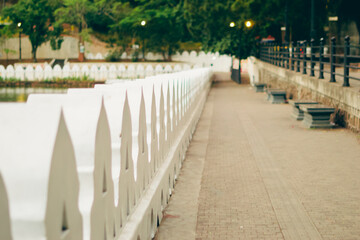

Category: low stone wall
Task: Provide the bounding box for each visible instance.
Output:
[249,58,360,132]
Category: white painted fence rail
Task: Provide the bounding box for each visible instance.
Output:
[0,68,213,240]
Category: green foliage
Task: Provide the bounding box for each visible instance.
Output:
[2,0,360,61]
[116,0,188,60]
[105,49,124,62]
[55,0,94,44]
[2,0,62,62]
[0,25,17,60]
[0,76,94,82]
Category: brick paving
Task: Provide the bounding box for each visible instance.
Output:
[156,78,360,240]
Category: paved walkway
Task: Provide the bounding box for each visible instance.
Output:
[155,79,360,240]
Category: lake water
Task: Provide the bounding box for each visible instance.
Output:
[0,88,68,102]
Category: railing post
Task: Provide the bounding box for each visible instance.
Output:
[280,44,283,67]
[310,38,315,76]
[330,37,336,82]
[286,42,290,69]
[280,43,285,68]
[303,40,307,74]
[262,43,265,62]
[296,41,301,72]
[273,43,276,65]
[319,38,324,79]
[291,41,295,71]
[269,43,272,63]
[275,45,279,66]
[343,35,350,87]
[278,44,281,67]
[259,43,262,61]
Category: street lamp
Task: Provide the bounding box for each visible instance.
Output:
[141,20,146,61]
[230,21,242,83]
[17,22,21,61]
[245,20,252,28]
[229,20,254,83]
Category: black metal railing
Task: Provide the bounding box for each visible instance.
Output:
[259,36,360,87]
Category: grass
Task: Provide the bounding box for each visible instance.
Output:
[0,75,99,88]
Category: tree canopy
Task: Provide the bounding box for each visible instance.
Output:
[2,0,62,61]
[1,0,359,61]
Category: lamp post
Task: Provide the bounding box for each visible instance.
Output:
[230,20,253,84]
[17,22,21,61]
[141,20,146,61]
[310,0,316,39]
[230,22,241,83]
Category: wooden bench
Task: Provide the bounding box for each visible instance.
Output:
[266,89,287,104]
[299,104,335,128]
[254,83,267,92]
[289,100,318,120]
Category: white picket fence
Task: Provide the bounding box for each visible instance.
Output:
[0,68,212,240]
[87,50,219,61]
[86,50,232,72]
[0,63,199,81]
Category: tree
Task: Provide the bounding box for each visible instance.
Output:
[2,0,63,62]
[87,0,133,57]
[328,0,360,44]
[183,0,330,59]
[0,24,16,63]
[117,0,188,61]
[55,0,95,60]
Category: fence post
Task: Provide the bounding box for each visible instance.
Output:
[303,40,307,74]
[319,38,324,79]
[291,41,295,71]
[297,41,301,72]
[330,37,336,82]
[310,38,315,77]
[343,35,350,87]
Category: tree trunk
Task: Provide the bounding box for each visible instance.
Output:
[167,47,173,61]
[355,20,360,45]
[32,46,37,62]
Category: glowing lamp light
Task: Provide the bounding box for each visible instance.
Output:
[141,20,146,26]
[245,20,252,28]
[229,22,235,28]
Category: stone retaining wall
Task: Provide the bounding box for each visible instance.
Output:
[249,58,360,132]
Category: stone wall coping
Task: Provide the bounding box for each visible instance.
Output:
[299,104,335,113]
